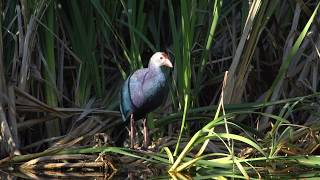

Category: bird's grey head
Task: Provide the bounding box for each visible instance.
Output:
[149,52,173,68]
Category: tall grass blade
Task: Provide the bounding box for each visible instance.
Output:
[170,0,193,156]
[40,1,61,137]
[197,0,222,85]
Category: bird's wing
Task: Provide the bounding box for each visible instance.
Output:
[120,75,131,121]
[129,68,149,109]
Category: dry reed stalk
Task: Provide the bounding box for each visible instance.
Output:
[20,161,106,170]
[0,136,84,165]
[0,0,20,157]
[17,169,113,179]
[223,0,262,104]
[42,171,108,178]
[14,87,66,117]
[20,154,99,169]
[18,16,37,91]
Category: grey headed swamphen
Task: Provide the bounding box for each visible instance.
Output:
[120,52,173,148]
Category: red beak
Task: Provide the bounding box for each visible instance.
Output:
[161,53,173,68]
[164,58,173,68]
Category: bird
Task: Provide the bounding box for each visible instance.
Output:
[120,52,173,149]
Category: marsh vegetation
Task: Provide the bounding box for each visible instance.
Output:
[1,0,320,179]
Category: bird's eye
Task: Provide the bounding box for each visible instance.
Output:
[160,57,163,60]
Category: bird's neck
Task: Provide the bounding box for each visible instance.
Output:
[148,64,163,73]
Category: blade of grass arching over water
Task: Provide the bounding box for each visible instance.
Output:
[268,100,303,157]
[169,114,233,172]
[58,146,170,164]
[169,118,270,172]
[101,147,164,164]
[205,133,266,157]
[195,72,228,158]
[169,108,303,172]
[40,2,61,137]
[163,147,174,164]
[234,157,249,179]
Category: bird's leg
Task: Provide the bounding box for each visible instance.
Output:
[143,118,150,149]
[130,114,135,149]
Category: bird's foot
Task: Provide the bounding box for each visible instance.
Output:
[140,146,148,151]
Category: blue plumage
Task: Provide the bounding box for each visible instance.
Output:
[119,52,173,148]
[120,67,168,122]
[120,53,171,122]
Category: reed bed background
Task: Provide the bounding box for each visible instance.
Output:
[1,0,320,178]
